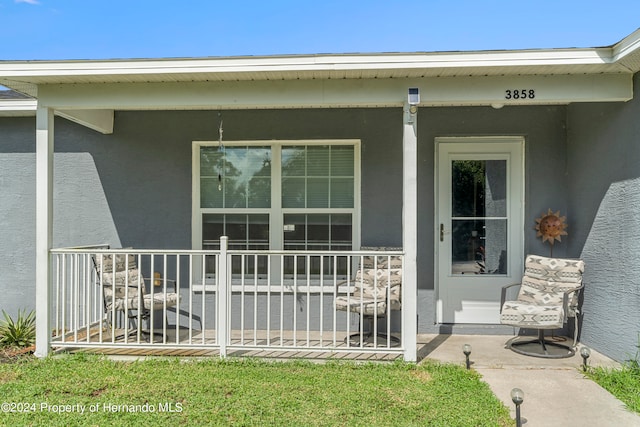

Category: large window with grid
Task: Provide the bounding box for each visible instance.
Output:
[193,140,360,275]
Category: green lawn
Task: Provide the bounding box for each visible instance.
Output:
[0,354,512,426]
[586,363,640,415]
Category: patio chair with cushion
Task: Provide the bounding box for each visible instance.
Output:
[500,254,585,358]
[335,247,402,347]
[93,253,181,341]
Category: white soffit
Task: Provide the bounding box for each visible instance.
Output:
[612,28,640,72]
[34,73,632,110]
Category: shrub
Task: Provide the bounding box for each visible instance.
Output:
[0,309,36,348]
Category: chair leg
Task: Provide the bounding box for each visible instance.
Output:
[345,316,400,347]
[138,311,167,343]
[508,329,575,358]
[107,310,162,343]
[102,311,145,342]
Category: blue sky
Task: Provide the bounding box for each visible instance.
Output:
[1,0,639,60]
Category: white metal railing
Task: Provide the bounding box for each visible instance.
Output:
[50,238,404,358]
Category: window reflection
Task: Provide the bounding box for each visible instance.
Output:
[451,159,508,275]
[201,146,271,208]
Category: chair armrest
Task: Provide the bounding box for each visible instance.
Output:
[335,278,348,288]
[561,282,585,320]
[165,278,178,293]
[500,283,521,313]
[146,276,178,293]
[102,283,146,290]
[335,278,358,293]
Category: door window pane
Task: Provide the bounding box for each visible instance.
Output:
[450,159,507,275]
[451,219,507,275]
[452,160,506,217]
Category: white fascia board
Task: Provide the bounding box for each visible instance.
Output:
[0,98,37,115]
[0,48,619,80]
[611,28,640,64]
[55,109,114,134]
[36,73,632,111]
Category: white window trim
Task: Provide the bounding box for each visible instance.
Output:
[192,139,361,251]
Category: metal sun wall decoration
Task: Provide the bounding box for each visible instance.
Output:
[535,208,568,256]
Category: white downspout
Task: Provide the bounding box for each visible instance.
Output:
[402,100,419,362]
[35,107,54,358]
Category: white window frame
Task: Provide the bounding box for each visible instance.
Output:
[192,139,361,251]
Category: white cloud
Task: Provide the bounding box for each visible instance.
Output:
[15,0,41,4]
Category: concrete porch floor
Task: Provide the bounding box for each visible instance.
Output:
[417,334,640,426]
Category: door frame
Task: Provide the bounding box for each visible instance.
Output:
[434,136,525,324]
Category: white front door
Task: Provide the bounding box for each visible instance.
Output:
[436,137,524,324]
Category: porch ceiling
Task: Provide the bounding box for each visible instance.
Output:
[1,29,639,100]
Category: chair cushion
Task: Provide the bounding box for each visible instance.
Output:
[335,276,401,316]
[516,255,584,316]
[97,254,138,273]
[101,267,146,310]
[524,255,584,284]
[106,292,181,312]
[500,300,565,329]
[335,296,387,317]
[359,251,403,271]
[336,250,402,316]
[97,254,181,312]
[101,267,144,288]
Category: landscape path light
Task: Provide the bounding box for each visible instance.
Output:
[511,387,524,427]
[462,344,472,369]
[580,346,591,372]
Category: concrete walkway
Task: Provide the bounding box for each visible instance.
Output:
[417,334,640,426]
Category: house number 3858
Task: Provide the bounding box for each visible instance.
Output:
[505,89,535,99]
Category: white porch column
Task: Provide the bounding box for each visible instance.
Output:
[402,101,418,362]
[218,236,229,358]
[35,107,54,358]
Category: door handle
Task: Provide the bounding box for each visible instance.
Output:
[440,224,444,242]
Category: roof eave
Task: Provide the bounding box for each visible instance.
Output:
[0,34,637,101]
[0,98,37,116]
[0,46,619,76]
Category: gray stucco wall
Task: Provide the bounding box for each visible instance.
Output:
[1,117,123,318]
[5,102,633,360]
[0,153,36,318]
[567,72,640,362]
[54,108,405,249]
[1,118,35,319]
[1,106,571,333]
[1,109,405,318]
